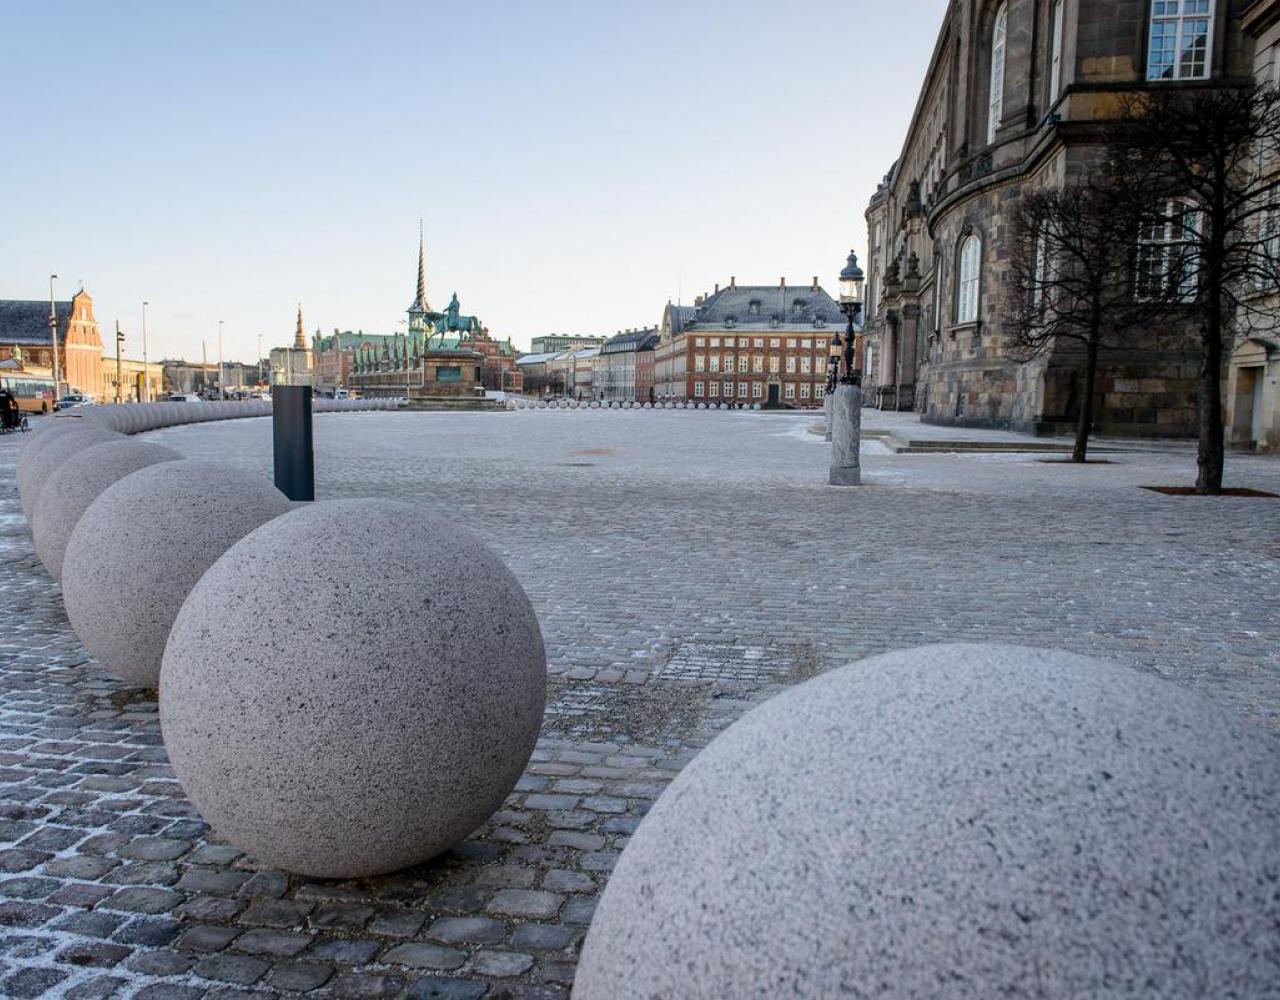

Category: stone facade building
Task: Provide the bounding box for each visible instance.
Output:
[1225,0,1280,451]
[653,279,843,407]
[595,329,659,402]
[863,0,1250,435]
[0,290,104,399]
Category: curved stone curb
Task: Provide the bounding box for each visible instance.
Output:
[17,425,125,523]
[573,642,1280,999]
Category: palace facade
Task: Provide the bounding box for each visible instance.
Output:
[653,279,844,407]
[863,0,1250,435]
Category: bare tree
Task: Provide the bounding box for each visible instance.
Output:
[1005,179,1157,462]
[1107,84,1280,493]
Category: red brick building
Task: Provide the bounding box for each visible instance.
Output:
[653,279,844,407]
[0,290,105,399]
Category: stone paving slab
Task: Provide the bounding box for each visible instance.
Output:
[0,411,1278,997]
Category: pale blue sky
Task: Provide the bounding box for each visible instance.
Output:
[3,0,947,359]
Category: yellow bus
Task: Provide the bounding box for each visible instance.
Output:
[0,375,58,414]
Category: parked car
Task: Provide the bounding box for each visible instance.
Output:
[57,393,93,409]
[168,393,202,403]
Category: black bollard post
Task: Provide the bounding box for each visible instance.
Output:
[272,384,314,501]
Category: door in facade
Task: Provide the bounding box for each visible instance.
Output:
[767,383,780,406]
[1250,366,1265,445]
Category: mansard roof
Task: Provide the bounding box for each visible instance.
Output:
[601,328,659,354]
[683,284,843,331]
[0,299,73,345]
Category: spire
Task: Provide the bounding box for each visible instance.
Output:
[294,305,306,349]
[411,220,429,313]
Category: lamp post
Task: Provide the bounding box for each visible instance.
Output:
[141,301,149,401]
[114,322,125,404]
[824,352,840,442]
[49,275,61,399]
[829,250,865,487]
[217,320,225,399]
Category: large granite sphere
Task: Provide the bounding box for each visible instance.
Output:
[17,425,124,523]
[31,439,184,580]
[159,498,548,878]
[573,643,1280,1000]
[61,460,292,688]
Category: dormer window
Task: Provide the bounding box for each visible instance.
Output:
[748,300,762,316]
[725,316,738,328]
[791,299,805,317]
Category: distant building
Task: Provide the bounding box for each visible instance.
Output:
[595,328,659,402]
[515,351,568,396]
[571,346,600,399]
[101,358,164,403]
[312,331,397,393]
[0,290,104,398]
[653,278,843,407]
[530,334,605,355]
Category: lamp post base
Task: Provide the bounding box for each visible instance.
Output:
[823,394,833,442]
[828,382,862,487]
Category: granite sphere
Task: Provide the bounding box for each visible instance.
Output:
[61,460,292,688]
[159,498,548,878]
[17,425,124,524]
[31,439,184,579]
[573,643,1280,1000]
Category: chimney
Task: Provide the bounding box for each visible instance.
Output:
[714,283,720,294]
[730,276,736,289]
[695,295,704,307]
[812,276,819,290]
[780,277,786,290]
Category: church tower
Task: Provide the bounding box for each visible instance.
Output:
[407,222,432,337]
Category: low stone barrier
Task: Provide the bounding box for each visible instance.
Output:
[572,642,1280,999]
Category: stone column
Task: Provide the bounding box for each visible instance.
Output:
[828,382,862,486]
[823,393,833,442]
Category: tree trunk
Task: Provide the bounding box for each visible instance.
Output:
[1196,323,1225,494]
[1073,335,1100,462]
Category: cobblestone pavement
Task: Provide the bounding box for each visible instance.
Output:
[1,410,1278,998]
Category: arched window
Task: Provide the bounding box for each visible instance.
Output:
[988,3,1008,144]
[957,235,981,323]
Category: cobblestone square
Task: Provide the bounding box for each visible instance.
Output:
[1,409,1278,998]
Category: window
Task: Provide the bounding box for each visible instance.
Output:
[988,3,1008,143]
[737,356,748,372]
[752,355,764,372]
[800,357,812,373]
[800,339,812,349]
[1135,198,1201,301]
[1148,1,1212,81]
[769,337,780,348]
[709,355,720,372]
[694,381,705,397]
[709,381,718,397]
[709,338,720,347]
[784,383,796,399]
[752,382,763,398]
[753,338,764,347]
[1257,204,1280,290]
[815,384,826,399]
[723,381,733,397]
[694,337,704,347]
[1032,229,1050,308]
[800,383,811,399]
[737,382,747,397]
[1049,0,1064,99]
[748,301,761,316]
[770,356,781,373]
[785,357,797,373]
[957,234,982,323]
[693,354,705,372]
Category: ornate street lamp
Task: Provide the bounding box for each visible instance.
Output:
[837,249,865,384]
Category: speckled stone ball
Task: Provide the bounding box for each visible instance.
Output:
[61,460,292,688]
[159,498,548,878]
[573,643,1280,1000]
[17,425,124,523]
[31,439,183,579]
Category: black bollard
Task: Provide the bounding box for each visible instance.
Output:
[272,385,314,501]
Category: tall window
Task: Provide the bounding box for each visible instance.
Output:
[957,235,982,323]
[1032,229,1050,308]
[1135,199,1201,301]
[1147,1,1213,81]
[1049,0,1064,100]
[988,3,1008,144]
